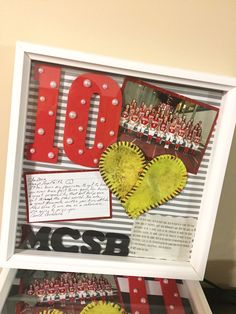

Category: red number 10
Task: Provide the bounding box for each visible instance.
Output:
[27,65,122,167]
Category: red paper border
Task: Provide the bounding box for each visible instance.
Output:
[24,170,112,223]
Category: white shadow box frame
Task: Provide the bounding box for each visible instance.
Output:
[0,268,212,314]
[0,42,236,280]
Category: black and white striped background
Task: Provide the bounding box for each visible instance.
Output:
[15,62,223,260]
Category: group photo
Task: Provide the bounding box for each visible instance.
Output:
[118,79,219,174]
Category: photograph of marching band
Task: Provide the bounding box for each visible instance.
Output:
[118,79,219,174]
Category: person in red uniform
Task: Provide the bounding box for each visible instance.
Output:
[159,102,167,112]
[175,123,186,150]
[185,117,194,131]
[156,105,161,114]
[137,110,150,138]
[168,112,174,123]
[164,119,176,149]
[129,98,137,110]
[164,103,171,117]
[157,110,165,128]
[48,282,56,305]
[126,108,140,133]
[54,279,60,293]
[139,102,147,118]
[155,111,164,144]
[120,105,130,130]
[81,278,89,304]
[68,279,76,303]
[173,111,180,122]
[183,119,192,140]
[176,115,183,128]
[147,112,159,143]
[182,114,187,126]
[193,121,203,137]
[148,108,156,124]
[27,284,34,296]
[54,279,60,302]
[88,279,96,300]
[63,278,69,301]
[59,281,66,305]
[44,279,50,292]
[36,283,46,303]
[191,129,202,153]
[105,281,113,298]
[147,103,153,113]
[33,279,39,294]
[184,130,193,153]
[156,116,168,145]
[96,283,103,300]
[129,103,135,117]
[77,280,84,303]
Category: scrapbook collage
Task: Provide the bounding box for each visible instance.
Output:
[16,61,219,263]
[6,269,194,314]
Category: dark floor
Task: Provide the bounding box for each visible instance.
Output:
[202,285,236,313]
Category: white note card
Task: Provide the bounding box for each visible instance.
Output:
[129,214,197,261]
[25,170,111,223]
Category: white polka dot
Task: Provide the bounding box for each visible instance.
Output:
[39,96,45,102]
[163,279,168,284]
[48,152,55,159]
[140,297,146,303]
[38,67,44,74]
[100,117,106,123]
[97,143,103,149]
[38,128,45,135]
[102,83,108,90]
[69,111,77,119]
[109,130,115,136]
[78,126,84,132]
[30,148,36,154]
[66,138,73,145]
[93,159,98,164]
[81,99,86,105]
[83,79,92,87]
[134,311,140,314]
[138,277,142,281]
[112,98,119,106]
[48,110,54,116]
[169,305,175,310]
[50,81,57,88]
[78,149,84,155]
[133,288,138,293]
[174,293,178,297]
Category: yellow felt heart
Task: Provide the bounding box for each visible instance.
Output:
[99,142,187,218]
[99,141,145,199]
[121,154,188,218]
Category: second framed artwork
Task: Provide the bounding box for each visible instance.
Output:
[0,42,236,280]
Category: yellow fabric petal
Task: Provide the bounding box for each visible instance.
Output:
[81,301,125,314]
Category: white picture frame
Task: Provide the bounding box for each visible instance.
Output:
[0,41,235,280]
[0,268,212,314]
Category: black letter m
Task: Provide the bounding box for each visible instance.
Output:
[19,224,51,251]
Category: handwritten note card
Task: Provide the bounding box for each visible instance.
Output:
[25,171,111,223]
